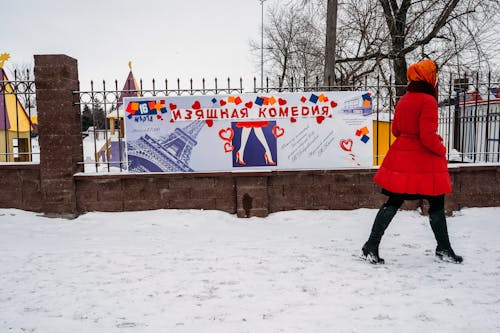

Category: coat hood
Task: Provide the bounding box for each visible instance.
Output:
[407,59,437,87]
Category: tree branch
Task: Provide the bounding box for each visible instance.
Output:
[400,0,460,55]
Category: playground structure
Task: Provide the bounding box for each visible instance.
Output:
[83,63,139,171]
[372,117,395,165]
[107,61,139,138]
[0,54,35,162]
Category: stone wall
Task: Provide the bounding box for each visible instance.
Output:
[1,156,498,219]
[73,165,499,217]
[75,173,236,213]
[0,164,41,211]
[448,165,500,211]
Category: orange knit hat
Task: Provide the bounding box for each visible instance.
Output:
[406,59,437,86]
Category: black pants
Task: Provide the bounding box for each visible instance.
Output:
[363,193,449,256]
[385,193,444,213]
[363,190,461,262]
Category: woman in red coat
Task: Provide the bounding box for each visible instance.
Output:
[362,59,462,264]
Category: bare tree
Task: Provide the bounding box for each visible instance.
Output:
[336,0,500,96]
[323,0,338,85]
[250,2,323,89]
[334,1,386,86]
[255,0,500,95]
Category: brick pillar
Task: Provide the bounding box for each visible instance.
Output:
[236,175,269,217]
[34,55,83,217]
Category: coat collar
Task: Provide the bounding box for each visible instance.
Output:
[406,80,438,101]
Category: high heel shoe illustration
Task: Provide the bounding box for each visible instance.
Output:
[235,151,246,165]
[264,153,276,165]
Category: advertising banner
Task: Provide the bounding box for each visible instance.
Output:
[123,91,373,173]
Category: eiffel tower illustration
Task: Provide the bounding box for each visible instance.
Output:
[127,120,205,172]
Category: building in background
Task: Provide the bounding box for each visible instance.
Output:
[0,54,35,162]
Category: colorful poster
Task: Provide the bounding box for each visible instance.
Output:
[123,91,373,173]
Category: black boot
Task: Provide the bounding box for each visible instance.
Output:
[429,209,463,264]
[362,204,399,264]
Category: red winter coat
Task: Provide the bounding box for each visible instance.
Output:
[374,87,451,196]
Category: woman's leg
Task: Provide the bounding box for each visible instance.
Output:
[253,127,275,164]
[236,127,251,163]
[362,194,404,263]
[427,195,463,263]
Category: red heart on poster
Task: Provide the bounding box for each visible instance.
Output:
[220,100,227,106]
[224,142,234,152]
[272,125,285,138]
[340,139,353,152]
[170,119,174,123]
[192,101,201,109]
[330,101,338,108]
[323,96,329,102]
[218,128,234,142]
[205,119,213,127]
[316,115,325,124]
[169,103,177,110]
[278,98,287,105]
[290,117,297,123]
[245,101,253,108]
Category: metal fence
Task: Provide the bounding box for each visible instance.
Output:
[438,73,500,163]
[2,71,499,169]
[75,74,500,172]
[0,69,37,163]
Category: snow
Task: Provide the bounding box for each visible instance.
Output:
[1,207,499,332]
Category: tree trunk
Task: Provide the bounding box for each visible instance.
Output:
[379,0,409,99]
[323,0,338,87]
[280,52,289,91]
[393,56,408,99]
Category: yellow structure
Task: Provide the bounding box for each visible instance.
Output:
[0,53,35,162]
[372,119,396,166]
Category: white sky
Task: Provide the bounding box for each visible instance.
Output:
[2,0,278,90]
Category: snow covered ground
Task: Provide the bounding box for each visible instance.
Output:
[1,207,499,333]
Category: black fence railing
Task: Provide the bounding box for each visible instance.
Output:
[74,74,500,172]
[0,69,37,163]
[2,67,498,171]
[439,73,500,164]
